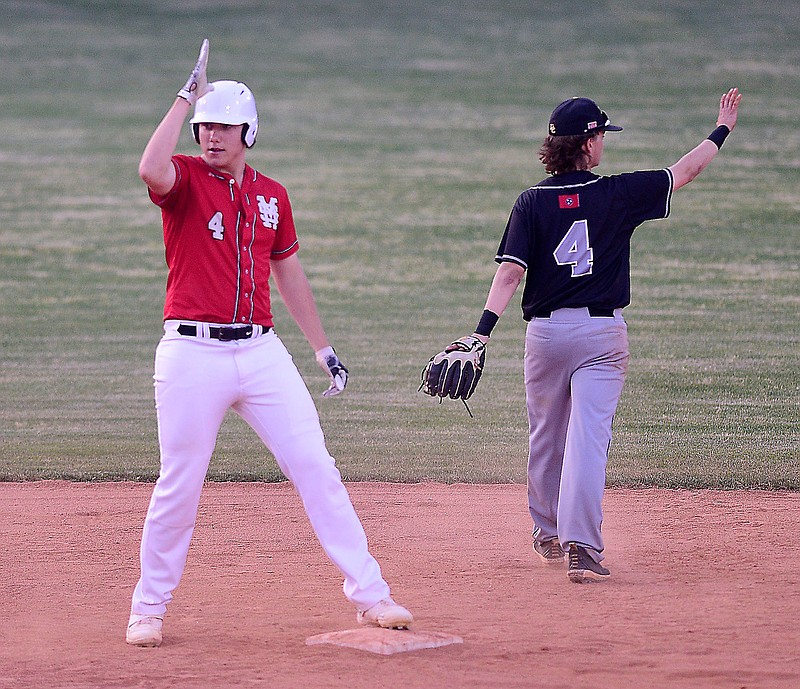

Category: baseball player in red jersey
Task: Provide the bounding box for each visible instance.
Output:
[444,89,741,583]
[126,40,412,647]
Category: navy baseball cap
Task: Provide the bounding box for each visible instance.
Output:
[548,97,623,136]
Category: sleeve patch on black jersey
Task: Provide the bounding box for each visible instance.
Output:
[558,193,580,209]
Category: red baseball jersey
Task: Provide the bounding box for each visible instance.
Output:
[149,155,299,327]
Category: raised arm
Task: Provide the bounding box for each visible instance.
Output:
[668,88,742,191]
[138,100,190,195]
[138,39,212,196]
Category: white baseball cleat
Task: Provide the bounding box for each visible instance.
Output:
[126,614,163,647]
[357,598,413,629]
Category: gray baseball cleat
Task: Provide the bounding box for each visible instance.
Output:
[533,537,566,565]
[567,543,610,583]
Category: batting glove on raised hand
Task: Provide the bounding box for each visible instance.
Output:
[315,346,349,398]
[420,335,486,401]
[177,38,213,105]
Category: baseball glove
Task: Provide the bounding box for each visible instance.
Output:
[420,335,486,401]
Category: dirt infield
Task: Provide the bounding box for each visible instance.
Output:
[2,481,799,689]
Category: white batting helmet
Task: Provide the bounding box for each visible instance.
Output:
[189,80,259,148]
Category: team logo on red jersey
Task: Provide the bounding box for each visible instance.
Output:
[558,193,580,209]
[257,195,279,230]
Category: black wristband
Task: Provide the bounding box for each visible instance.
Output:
[707,125,730,149]
[475,309,500,337]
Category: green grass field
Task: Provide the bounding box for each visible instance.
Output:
[1,0,798,486]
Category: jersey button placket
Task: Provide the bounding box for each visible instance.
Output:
[240,243,252,319]
[238,200,255,322]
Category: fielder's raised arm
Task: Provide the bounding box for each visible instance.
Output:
[668,87,742,190]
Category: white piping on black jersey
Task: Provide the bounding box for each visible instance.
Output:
[530,176,604,192]
[663,168,674,219]
[496,254,528,269]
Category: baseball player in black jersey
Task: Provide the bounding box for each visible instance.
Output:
[461,88,741,582]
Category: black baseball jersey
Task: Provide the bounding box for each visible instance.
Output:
[495,169,674,320]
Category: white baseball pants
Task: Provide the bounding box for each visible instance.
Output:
[130,322,391,617]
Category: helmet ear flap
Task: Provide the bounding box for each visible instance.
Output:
[242,122,258,148]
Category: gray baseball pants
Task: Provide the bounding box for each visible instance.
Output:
[524,307,629,560]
